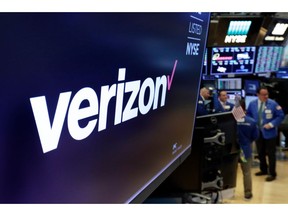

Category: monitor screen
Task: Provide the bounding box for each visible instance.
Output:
[213,89,242,106]
[276,71,288,79]
[245,95,258,109]
[202,48,208,75]
[280,40,288,69]
[225,90,243,104]
[210,46,256,75]
[217,78,242,90]
[244,79,260,95]
[0,13,210,203]
[255,46,284,73]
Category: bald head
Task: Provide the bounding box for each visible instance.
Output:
[200,87,210,100]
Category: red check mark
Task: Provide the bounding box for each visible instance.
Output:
[167,60,178,91]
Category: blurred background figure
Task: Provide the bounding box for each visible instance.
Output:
[196,87,211,116]
[237,99,259,200]
[214,90,235,113]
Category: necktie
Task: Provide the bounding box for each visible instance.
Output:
[258,102,264,127]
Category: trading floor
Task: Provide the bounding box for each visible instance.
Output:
[224,146,288,204]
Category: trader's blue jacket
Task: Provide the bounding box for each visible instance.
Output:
[237,116,259,159]
[214,100,234,113]
[246,98,284,139]
[196,96,208,116]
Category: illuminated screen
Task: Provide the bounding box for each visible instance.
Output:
[255,46,284,73]
[0,13,210,203]
[202,48,208,75]
[225,90,242,104]
[280,41,288,68]
[276,71,288,79]
[244,79,260,95]
[210,46,256,75]
[245,95,258,109]
[217,78,242,90]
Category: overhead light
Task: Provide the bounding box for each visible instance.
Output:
[265,36,275,41]
[272,23,288,35]
[275,36,285,41]
[264,36,285,41]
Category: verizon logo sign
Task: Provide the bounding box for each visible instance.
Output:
[30,62,177,153]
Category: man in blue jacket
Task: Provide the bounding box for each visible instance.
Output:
[237,99,259,200]
[214,90,234,113]
[246,86,284,182]
[196,87,211,116]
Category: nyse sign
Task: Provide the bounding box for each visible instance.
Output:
[224,20,251,44]
[225,35,247,43]
[186,42,200,55]
[186,13,208,56]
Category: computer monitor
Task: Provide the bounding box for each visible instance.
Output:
[276,71,288,79]
[194,112,239,155]
[245,95,258,109]
[217,78,242,90]
[0,13,210,203]
[202,48,208,76]
[193,112,239,190]
[244,79,260,95]
[210,46,256,75]
[225,90,243,104]
[150,112,239,195]
[280,41,288,70]
[255,46,284,73]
